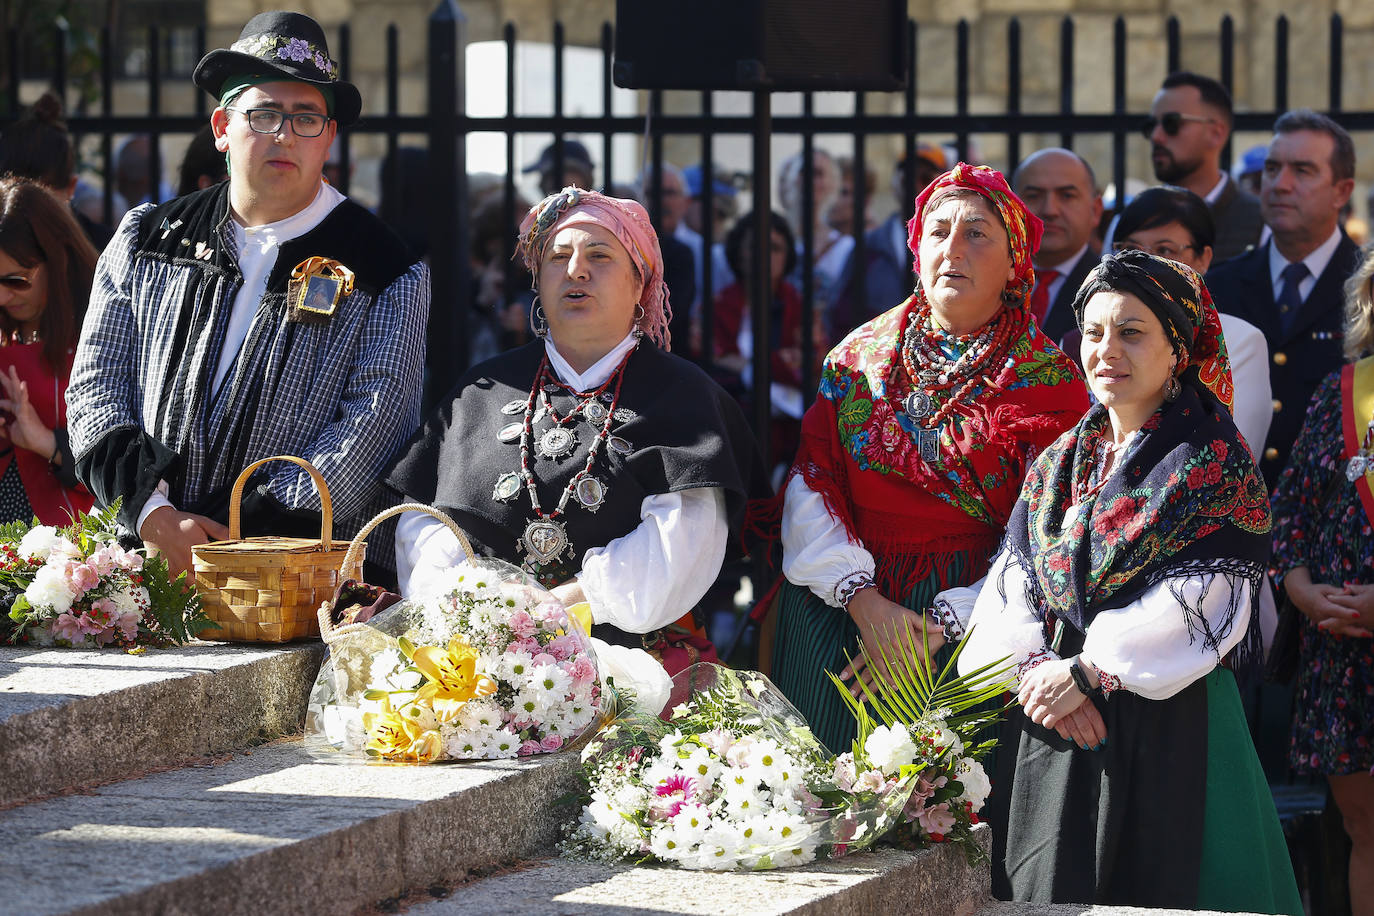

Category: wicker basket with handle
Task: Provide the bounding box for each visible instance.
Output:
[193,455,360,643]
[316,502,476,645]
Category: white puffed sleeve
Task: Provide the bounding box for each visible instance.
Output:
[956,548,1055,681]
[579,487,728,634]
[1081,571,1252,700]
[780,474,876,607]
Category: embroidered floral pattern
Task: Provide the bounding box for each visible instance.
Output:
[231,34,337,80]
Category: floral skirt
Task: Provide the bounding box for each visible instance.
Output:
[1289,615,1374,775]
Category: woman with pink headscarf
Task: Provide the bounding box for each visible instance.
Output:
[387,187,766,697]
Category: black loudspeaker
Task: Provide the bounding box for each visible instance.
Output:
[613,0,907,92]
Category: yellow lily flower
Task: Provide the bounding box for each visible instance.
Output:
[412,636,498,723]
[363,696,444,762]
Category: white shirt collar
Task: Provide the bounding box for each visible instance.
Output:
[231,180,344,243]
[1040,242,1090,278]
[544,332,639,391]
[1203,172,1229,205]
[1268,225,1343,289]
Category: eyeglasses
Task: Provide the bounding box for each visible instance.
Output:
[226,107,330,138]
[1139,112,1216,139]
[1112,240,1198,261]
[0,274,34,291]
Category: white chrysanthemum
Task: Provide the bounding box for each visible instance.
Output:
[444,728,486,759]
[25,563,74,614]
[760,809,815,852]
[740,738,789,786]
[500,650,536,684]
[955,757,991,811]
[483,728,521,758]
[864,724,919,776]
[694,823,744,869]
[720,779,770,818]
[529,662,573,699]
[456,699,504,731]
[679,744,723,786]
[648,822,694,864]
[730,815,771,855]
[511,687,552,722]
[669,802,713,845]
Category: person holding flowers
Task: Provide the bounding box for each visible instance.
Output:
[387,187,766,680]
[951,250,1301,912]
[769,163,1089,753]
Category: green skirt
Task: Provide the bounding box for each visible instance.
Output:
[768,553,978,755]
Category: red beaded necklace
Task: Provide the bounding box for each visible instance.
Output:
[899,298,1025,432]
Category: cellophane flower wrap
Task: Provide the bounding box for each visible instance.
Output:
[0,503,208,649]
[305,557,603,763]
[562,663,916,870]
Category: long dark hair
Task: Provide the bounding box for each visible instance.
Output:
[0,177,98,372]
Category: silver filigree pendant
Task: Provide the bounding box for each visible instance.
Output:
[582,400,608,424]
[613,407,635,423]
[519,518,573,566]
[1348,455,1371,482]
[500,399,527,415]
[575,476,606,512]
[493,472,522,502]
[903,390,933,421]
[917,426,940,463]
[537,426,577,460]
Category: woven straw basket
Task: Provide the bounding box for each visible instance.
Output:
[316,503,475,645]
[193,455,361,643]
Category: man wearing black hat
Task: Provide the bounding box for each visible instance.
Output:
[67,11,430,577]
[524,139,594,197]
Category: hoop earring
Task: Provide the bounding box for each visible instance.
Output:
[632,303,646,339]
[1163,375,1181,402]
[530,301,549,339]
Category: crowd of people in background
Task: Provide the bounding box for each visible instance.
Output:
[3,14,1374,909]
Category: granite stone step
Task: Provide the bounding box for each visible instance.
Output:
[0,643,324,807]
[0,738,583,916]
[399,832,992,916]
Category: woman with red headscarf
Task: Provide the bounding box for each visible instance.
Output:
[387,187,766,705]
[953,251,1300,912]
[769,164,1090,752]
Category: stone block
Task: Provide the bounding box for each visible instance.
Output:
[407,829,991,915]
[0,643,323,807]
[0,740,582,915]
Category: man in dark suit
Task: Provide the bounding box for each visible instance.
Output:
[1146,72,1264,262]
[1206,109,1358,486]
[1013,148,1102,344]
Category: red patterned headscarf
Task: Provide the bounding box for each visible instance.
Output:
[516,186,672,349]
[905,162,1045,310]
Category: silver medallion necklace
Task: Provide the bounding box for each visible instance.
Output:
[499,346,636,568]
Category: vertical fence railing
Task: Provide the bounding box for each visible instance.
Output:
[3,8,1374,397]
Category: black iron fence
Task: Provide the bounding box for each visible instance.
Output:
[4,4,1374,459]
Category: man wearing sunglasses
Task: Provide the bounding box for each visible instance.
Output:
[1145,71,1263,263]
[67,11,429,580]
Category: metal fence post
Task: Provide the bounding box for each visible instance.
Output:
[427,0,469,403]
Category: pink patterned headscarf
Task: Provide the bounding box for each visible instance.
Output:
[516,187,672,349]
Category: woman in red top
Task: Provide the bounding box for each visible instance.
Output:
[0,177,97,525]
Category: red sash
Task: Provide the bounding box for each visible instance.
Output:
[1341,357,1374,525]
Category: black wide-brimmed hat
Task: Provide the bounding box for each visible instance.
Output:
[193,11,361,126]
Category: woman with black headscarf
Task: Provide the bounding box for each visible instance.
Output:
[946,250,1301,912]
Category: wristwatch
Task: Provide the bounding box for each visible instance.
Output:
[1068,659,1100,697]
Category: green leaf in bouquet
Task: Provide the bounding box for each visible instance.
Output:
[141,553,211,645]
[0,515,37,544]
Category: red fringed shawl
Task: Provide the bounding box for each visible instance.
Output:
[790,297,1090,597]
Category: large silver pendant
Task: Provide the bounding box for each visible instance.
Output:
[537,426,577,460]
[903,390,933,421]
[1348,455,1371,482]
[520,518,572,566]
[492,472,522,502]
[917,426,940,463]
[575,476,606,512]
[613,407,635,423]
[497,422,523,443]
[608,435,633,456]
[500,399,527,415]
[582,400,608,424]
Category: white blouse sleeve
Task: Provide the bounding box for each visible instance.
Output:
[579,487,728,634]
[956,548,1055,681]
[395,510,465,597]
[780,474,876,607]
[1082,571,1253,701]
